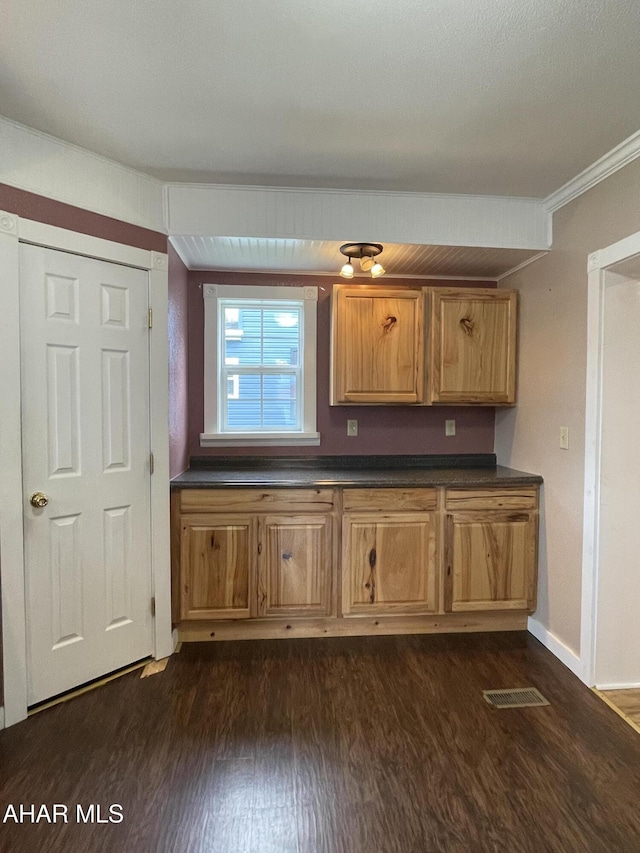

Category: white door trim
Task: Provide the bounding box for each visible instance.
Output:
[0,212,173,727]
[581,232,640,688]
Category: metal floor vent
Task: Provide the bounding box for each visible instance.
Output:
[483,687,550,709]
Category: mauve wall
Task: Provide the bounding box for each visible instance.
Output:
[188,271,496,457]
[168,245,190,478]
[0,183,166,253]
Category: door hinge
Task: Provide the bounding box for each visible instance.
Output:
[148,308,153,329]
[151,596,156,617]
[150,452,155,475]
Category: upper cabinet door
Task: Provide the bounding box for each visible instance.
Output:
[428,288,517,405]
[331,286,424,404]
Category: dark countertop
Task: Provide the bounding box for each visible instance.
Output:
[171,455,542,489]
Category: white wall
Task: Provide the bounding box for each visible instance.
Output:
[0,117,165,232]
[496,157,640,659]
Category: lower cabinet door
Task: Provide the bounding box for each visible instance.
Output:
[258,515,333,617]
[180,515,256,620]
[446,511,537,611]
[342,513,437,615]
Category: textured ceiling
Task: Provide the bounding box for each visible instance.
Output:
[2,1,640,197]
[170,236,544,279]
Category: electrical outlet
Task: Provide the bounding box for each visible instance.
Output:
[445,419,456,437]
[347,419,358,437]
[560,426,569,449]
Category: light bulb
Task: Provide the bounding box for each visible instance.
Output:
[370,262,385,278]
[360,256,374,272]
[340,262,354,279]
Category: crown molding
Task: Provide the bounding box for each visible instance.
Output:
[496,251,549,281]
[544,128,640,214]
[164,179,542,205]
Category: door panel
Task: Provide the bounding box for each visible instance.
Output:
[342,513,437,615]
[332,287,424,404]
[447,512,536,611]
[429,289,516,404]
[259,515,332,616]
[21,245,153,705]
[180,515,255,620]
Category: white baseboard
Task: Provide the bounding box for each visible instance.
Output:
[595,681,640,691]
[527,617,585,682]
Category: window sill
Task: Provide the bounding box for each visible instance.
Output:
[200,432,321,448]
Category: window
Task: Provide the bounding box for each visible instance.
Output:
[201,284,319,446]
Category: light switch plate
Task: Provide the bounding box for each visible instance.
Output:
[445,419,456,437]
[560,426,569,449]
[347,419,358,437]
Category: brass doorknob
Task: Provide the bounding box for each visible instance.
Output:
[30,491,48,508]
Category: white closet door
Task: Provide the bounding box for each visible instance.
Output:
[21,244,153,704]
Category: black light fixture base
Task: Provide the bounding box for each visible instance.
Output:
[339,242,383,260]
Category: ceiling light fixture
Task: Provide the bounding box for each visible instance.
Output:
[340,259,355,279]
[339,243,386,279]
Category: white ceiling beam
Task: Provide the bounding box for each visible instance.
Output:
[165,183,550,251]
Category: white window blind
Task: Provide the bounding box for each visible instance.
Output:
[220,300,302,432]
[202,285,319,446]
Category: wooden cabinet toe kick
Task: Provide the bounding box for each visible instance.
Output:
[178,611,530,642]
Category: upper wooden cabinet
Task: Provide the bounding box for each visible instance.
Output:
[331,285,424,404]
[428,287,517,405]
[331,284,517,407]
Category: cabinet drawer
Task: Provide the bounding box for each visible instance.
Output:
[445,488,538,511]
[343,488,437,512]
[180,488,335,514]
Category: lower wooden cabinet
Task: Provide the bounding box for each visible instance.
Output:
[258,515,332,617]
[180,514,256,620]
[173,483,539,634]
[342,513,437,615]
[175,489,335,622]
[444,488,538,612]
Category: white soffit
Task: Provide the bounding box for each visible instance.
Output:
[166,185,549,250]
[170,236,544,279]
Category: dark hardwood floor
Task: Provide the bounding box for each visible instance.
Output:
[2,632,640,852]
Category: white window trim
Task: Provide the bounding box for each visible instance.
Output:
[201,284,319,447]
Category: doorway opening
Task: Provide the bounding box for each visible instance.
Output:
[583,236,640,689]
